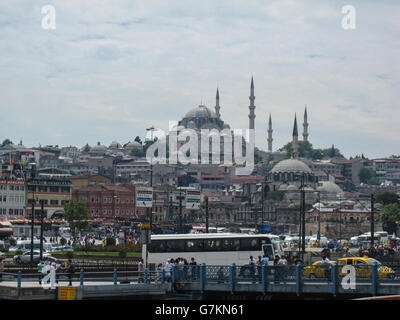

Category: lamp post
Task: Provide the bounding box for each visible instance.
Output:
[146,126,155,233]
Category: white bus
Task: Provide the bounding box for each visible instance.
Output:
[9,240,41,252]
[145,233,284,266]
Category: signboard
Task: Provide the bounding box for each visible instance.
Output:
[136,187,153,208]
[261,225,271,232]
[58,287,76,300]
[186,190,200,210]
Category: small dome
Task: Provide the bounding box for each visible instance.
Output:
[287,184,298,191]
[223,124,231,129]
[278,184,288,191]
[271,159,312,174]
[317,181,343,194]
[109,141,122,149]
[184,105,217,119]
[125,141,142,150]
[90,142,107,153]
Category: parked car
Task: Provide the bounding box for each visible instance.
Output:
[13,251,54,264]
[303,260,335,279]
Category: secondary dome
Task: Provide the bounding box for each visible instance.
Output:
[317,181,343,194]
[271,159,312,174]
[184,105,217,119]
[125,141,142,150]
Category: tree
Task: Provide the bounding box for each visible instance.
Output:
[367,177,380,185]
[1,139,13,147]
[134,136,142,144]
[63,200,89,240]
[266,191,284,201]
[381,203,400,235]
[376,192,399,206]
[358,167,373,184]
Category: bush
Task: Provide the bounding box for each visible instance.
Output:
[9,237,16,247]
[106,237,116,246]
[60,238,67,246]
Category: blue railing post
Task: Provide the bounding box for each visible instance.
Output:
[113,268,117,285]
[162,268,165,283]
[80,269,84,286]
[296,263,302,296]
[332,262,338,296]
[144,268,149,283]
[200,263,206,292]
[171,264,177,284]
[229,263,236,294]
[17,271,22,289]
[262,264,267,294]
[371,262,378,296]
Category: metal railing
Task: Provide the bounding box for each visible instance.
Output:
[1,262,399,297]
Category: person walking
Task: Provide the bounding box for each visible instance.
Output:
[138,258,144,283]
[37,260,44,284]
[189,257,197,281]
[66,259,75,286]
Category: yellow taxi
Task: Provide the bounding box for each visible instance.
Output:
[303,260,335,279]
[337,257,395,280]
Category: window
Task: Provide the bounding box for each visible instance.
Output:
[166,239,185,252]
[61,187,70,193]
[185,239,204,252]
[149,240,166,253]
[240,238,260,251]
[103,197,107,203]
[50,186,59,192]
[223,239,240,251]
[50,200,58,205]
[205,239,222,251]
[61,200,68,205]
[39,186,48,192]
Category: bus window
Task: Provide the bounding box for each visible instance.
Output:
[149,240,166,253]
[185,239,204,252]
[205,239,222,251]
[166,239,184,252]
[223,239,240,251]
[240,238,260,251]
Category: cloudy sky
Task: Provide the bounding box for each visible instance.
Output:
[0,0,399,159]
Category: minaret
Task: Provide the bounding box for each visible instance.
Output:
[215,88,221,118]
[248,76,256,131]
[292,114,299,158]
[303,105,309,142]
[267,113,273,152]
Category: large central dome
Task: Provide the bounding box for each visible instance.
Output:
[271,159,312,173]
[184,105,218,119]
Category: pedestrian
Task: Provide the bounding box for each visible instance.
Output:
[190,257,197,281]
[273,255,280,283]
[156,263,163,284]
[66,259,75,286]
[262,254,269,266]
[138,258,144,283]
[321,256,331,280]
[164,259,172,282]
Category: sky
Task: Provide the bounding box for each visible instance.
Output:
[0,0,399,159]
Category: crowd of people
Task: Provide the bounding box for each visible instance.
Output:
[37,258,76,286]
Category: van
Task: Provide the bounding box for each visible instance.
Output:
[9,240,41,252]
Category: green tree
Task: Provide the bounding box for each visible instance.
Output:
[381,203,400,235]
[63,200,89,239]
[367,177,380,185]
[266,191,284,201]
[1,139,13,147]
[376,192,399,206]
[358,167,373,184]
